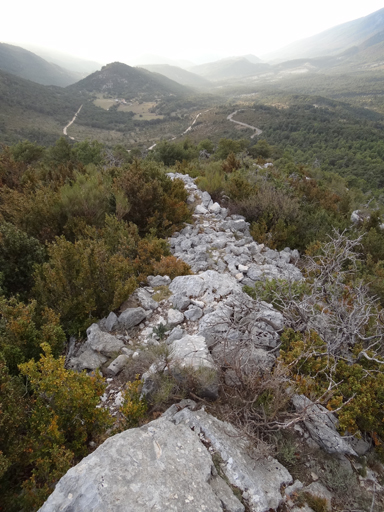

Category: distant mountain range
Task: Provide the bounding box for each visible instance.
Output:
[190,56,268,81]
[138,64,211,88]
[264,8,384,62]
[15,43,103,75]
[0,43,80,87]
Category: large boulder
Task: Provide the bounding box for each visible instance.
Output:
[86,324,125,356]
[38,416,232,512]
[38,406,291,512]
[172,408,292,512]
[118,308,146,330]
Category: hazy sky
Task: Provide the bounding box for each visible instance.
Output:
[3,0,384,64]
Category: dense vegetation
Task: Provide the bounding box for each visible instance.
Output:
[0,137,193,509]
[2,105,384,510]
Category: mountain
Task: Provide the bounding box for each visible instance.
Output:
[190,57,270,81]
[68,62,189,99]
[0,43,79,86]
[13,43,103,76]
[242,54,263,64]
[127,54,195,70]
[138,64,211,88]
[264,8,384,62]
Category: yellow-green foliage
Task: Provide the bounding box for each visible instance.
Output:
[279,328,384,449]
[17,344,112,509]
[117,377,147,430]
[0,298,65,374]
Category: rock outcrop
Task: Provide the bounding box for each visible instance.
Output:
[39,403,292,512]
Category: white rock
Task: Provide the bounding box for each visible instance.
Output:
[167,309,185,326]
[208,202,221,214]
[195,205,208,214]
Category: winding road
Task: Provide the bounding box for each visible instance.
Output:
[148,109,211,151]
[63,105,83,140]
[227,110,262,139]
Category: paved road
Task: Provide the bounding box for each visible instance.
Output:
[227,110,262,139]
[63,105,83,140]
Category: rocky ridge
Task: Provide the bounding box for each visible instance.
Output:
[43,173,378,511]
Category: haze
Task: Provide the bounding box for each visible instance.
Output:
[4,0,384,65]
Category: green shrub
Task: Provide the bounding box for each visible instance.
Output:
[0,222,45,298]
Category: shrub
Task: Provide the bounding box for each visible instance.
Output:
[33,236,138,334]
[0,298,65,374]
[0,222,45,298]
[115,160,191,237]
[18,344,112,509]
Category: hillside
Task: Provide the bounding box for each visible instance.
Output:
[264,7,384,62]
[138,64,212,88]
[190,57,270,81]
[13,43,103,76]
[0,43,79,86]
[68,62,190,99]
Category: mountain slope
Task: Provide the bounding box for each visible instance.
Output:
[0,43,79,86]
[138,64,211,88]
[190,57,270,81]
[13,43,103,76]
[264,8,384,62]
[68,62,189,99]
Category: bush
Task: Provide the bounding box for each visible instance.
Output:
[33,235,138,334]
[18,344,112,509]
[0,298,65,374]
[0,222,45,298]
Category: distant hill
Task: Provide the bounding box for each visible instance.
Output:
[264,8,384,62]
[0,43,79,86]
[68,62,189,99]
[190,57,270,81]
[138,64,211,88]
[13,43,103,76]
[127,54,195,70]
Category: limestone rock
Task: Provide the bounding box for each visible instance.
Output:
[166,326,185,344]
[184,306,203,321]
[195,204,208,214]
[147,275,171,287]
[292,395,358,457]
[86,324,125,356]
[172,408,292,512]
[38,417,225,512]
[106,354,130,376]
[118,308,146,330]
[136,288,158,310]
[167,308,185,326]
[105,311,119,332]
[170,293,190,312]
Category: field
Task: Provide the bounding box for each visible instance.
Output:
[93,95,163,120]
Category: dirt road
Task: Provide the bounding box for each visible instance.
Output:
[227,110,262,138]
[63,105,83,140]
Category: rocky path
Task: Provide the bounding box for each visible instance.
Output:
[63,104,83,140]
[227,110,262,138]
[51,174,374,512]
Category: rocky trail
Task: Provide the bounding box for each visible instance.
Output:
[41,174,378,512]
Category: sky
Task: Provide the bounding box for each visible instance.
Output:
[3,0,384,65]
